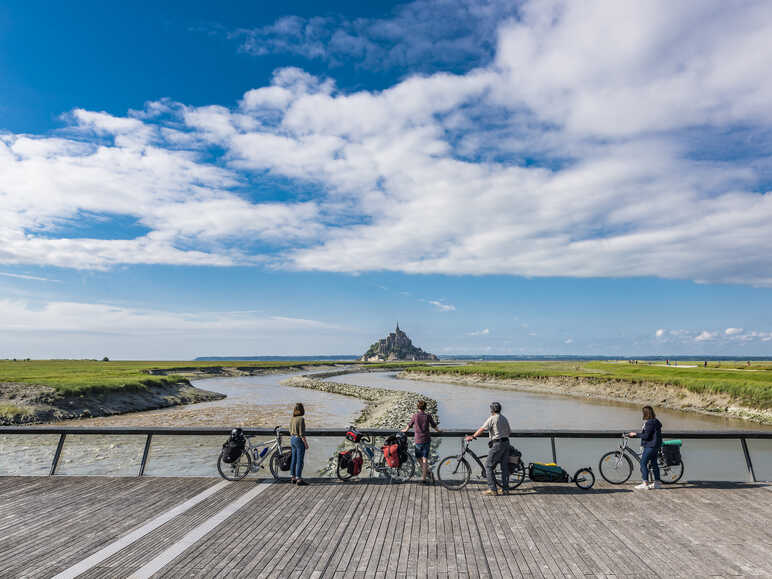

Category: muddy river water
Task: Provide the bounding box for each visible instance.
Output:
[2,371,770,481]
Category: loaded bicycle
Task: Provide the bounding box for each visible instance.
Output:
[437,437,595,490]
[598,434,684,484]
[217,426,292,481]
[335,427,416,483]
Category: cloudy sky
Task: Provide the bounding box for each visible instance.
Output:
[1,0,771,358]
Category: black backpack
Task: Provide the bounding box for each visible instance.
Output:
[221,428,246,463]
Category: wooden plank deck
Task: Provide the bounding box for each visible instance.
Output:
[0,477,770,578]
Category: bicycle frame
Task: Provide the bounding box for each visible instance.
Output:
[244,427,283,472]
[454,438,490,478]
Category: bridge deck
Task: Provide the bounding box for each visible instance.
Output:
[0,476,770,578]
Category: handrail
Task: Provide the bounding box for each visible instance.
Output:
[1,426,771,438]
[2,427,768,481]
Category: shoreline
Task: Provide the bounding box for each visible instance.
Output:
[399,371,772,425]
[282,373,439,430]
[0,380,225,426]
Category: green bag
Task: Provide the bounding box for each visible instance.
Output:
[662,439,682,446]
[529,462,569,482]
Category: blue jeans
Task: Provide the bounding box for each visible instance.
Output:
[640,446,660,482]
[290,436,305,479]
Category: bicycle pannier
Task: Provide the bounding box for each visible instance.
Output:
[338,450,352,471]
[346,427,363,443]
[662,444,681,466]
[221,428,246,463]
[396,432,409,463]
[529,462,569,482]
[383,444,400,468]
[508,445,522,466]
[279,450,292,471]
[349,451,363,475]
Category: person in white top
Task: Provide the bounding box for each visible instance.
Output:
[466,402,511,496]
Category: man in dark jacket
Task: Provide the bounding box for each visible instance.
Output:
[629,405,663,489]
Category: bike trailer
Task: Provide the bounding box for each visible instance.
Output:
[221,428,246,463]
[529,462,569,482]
[346,427,364,443]
[662,439,682,466]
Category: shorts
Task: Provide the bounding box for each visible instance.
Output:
[414,442,430,460]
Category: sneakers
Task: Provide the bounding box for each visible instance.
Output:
[296,480,309,486]
[650,480,662,489]
[481,489,498,496]
[634,482,650,490]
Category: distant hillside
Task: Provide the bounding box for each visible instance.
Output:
[194,355,359,361]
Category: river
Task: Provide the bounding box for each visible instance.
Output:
[1,370,770,481]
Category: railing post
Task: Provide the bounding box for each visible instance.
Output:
[550,436,557,463]
[138,434,153,477]
[50,433,66,476]
[740,438,757,483]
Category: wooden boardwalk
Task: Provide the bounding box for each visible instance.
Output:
[0,476,770,578]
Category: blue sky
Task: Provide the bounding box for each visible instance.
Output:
[1,0,771,358]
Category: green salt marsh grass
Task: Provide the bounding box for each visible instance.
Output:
[403,361,772,409]
[0,359,356,395]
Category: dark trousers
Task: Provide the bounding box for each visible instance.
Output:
[486,440,509,491]
[640,446,660,482]
[290,435,305,479]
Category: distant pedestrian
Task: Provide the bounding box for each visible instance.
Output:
[289,403,309,486]
[704,360,707,367]
[466,402,511,496]
[403,400,441,484]
[628,405,662,490]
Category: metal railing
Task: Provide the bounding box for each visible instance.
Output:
[1,427,770,481]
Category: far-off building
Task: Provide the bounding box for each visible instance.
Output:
[360,324,439,362]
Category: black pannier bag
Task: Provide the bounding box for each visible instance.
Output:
[222,428,246,464]
[662,444,682,466]
[338,450,353,471]
[508,445,522,466]
[339,449,363,475]
[396,432,409,464]
[279,450,292,471]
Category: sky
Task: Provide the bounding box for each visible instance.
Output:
[1,0,771,359]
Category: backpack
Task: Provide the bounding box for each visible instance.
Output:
[221,428,246,463]
[345,427,364,443]
[383,444,400,468]
[529,462,569,482]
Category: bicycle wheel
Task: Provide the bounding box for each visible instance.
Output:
[437,456,471,490]
[386,453,416,483]
[508,462,526,489]
[657,456,684,484]
[573,468,595,490]
[217,450,251,481]
[269,446,293,480]
[599,451,633,484]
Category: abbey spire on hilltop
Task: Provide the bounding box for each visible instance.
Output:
[360,323,438,362]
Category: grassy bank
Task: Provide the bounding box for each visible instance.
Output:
[403,361,772,410]
[0,359,357,395]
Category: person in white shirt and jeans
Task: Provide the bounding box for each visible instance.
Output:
[466,402,511,496]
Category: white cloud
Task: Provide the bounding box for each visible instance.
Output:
[0,272,60,283]
[563,338,573,344]
[1,0,772,287]
[695,331,718,342]
[725,327,744,335]
[424,299,456,312]
[467,328,490,336]
[655,329,665,337]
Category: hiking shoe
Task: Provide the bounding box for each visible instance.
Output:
[650,481,662,489]
[296,480,309,486]
[482,489,498,496]
[634,482,650,490]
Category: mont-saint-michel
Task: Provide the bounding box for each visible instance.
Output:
[360,324,439,362]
